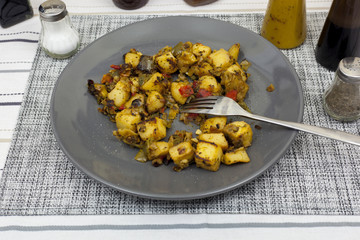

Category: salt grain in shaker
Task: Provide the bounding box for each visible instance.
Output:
[323,57,360,121]
[39,0,80,59]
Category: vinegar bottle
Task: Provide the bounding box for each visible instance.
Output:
[315,0,360,71]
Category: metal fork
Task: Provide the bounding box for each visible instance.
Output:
[181,96,360,147]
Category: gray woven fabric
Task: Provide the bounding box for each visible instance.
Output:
[0,13,359,216]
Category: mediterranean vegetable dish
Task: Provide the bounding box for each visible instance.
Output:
[88,41,253,172]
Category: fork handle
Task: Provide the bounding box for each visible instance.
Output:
[247,113,360,147]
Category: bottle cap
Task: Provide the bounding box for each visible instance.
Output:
[337,57,360,83]
[39,0,67,22]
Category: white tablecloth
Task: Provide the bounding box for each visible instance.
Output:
[5,1,360,240]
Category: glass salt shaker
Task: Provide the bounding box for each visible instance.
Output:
[323,57,360,122]
[39,0,80,59]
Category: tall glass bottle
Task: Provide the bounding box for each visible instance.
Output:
[315,0,360,71]
[261,0,306,49]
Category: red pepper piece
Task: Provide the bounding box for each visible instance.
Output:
[225,90,238,101]
[196,89,212,98]
[179,85,194,97]
[110,64,121,70]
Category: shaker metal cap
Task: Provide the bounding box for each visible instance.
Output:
[39,0,67,22]
[338,57,360,82]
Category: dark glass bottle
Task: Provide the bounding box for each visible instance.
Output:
[184,0,217,6]
[315,0,360,71]
[0,0,33,28]
[112,0,149,10]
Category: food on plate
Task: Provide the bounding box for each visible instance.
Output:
[88,41,253,172]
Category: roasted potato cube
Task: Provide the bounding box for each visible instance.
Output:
[195,140,223,172]
[192,43,212,59]
[177,51,197,73]
[223,147,250,165]
[169,141,194,171]
[155,52,178,74]
[223,121,253,147]
[124,49,142,68]
[188,62,213,77]
[168,104,179,120]
[200,117,227,133]
[225,64,248,81]
[129,76,140,94]
[146,91,166,113]
[124,93,145,109]
[94,83,108,99]
[228,43,240,61]
[198,75,222,94]
[208,48,232,75]
[141,72,165,93]
[137,117,167,142]
[115,109,141,132]
[108,80,130,108]
[113,128,142,147]
[198,133,228,151]
[220,65,249,102]
[147,141,169,160]
[171,81,191,105]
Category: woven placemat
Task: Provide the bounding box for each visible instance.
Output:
[1,13,359,216]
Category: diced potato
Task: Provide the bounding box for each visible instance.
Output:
[93,83,108,99]
[108,80,130,107]
[147,141,169,160]
[188,62,213,77]
[124,93,145,109]
[124,49,142,68]
[129,76,140,94]
[169,142,194,170]
[200,117,227,133]
[115,109,141,132]
[198,133,228,151]
[195,140,223,172]
[146,91,166,113]
[155,52,178,74]
[137,117,167,142]
[141,72,165,93]
[208,48,232,75]
[223,121,253,147]
[177,51,197,73]
[192,43,212,59]
[228,43,240,61]
[225,64,247,81]
[168,104,179,120]
[198,75,222,94]
[171,81,191,105]
[113,128,142,147]
[220,65,249,101]
[223,147,250,165]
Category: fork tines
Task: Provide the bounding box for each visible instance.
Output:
[182,96,219,110]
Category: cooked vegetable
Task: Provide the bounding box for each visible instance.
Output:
[200,117,227,133]
[137,117,167,142]
[198,133,228,151]
[195,140,223,172]
[223,147,250,165]
[146,91,166,113]
[223,121,253,147]
[169,141,194,171]
[124,48,142,68]
[88,42,253,172]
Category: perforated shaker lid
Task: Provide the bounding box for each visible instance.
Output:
[338,57,360,82]
[39,0,67,22]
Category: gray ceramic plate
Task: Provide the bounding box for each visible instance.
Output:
[51,16,304,200]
